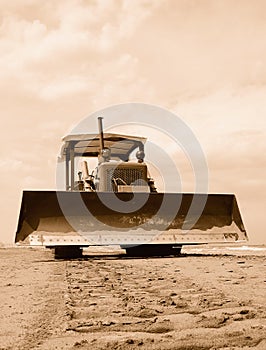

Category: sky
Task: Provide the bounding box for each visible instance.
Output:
[0,0,265,244]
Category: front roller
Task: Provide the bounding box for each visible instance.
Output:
[15,191,248,255]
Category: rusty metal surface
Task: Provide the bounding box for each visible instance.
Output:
[15,191,247,245]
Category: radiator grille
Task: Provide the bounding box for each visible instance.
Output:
[106,166,146,191]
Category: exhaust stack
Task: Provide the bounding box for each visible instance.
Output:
[97,117,110,162]
[98,117,104,153]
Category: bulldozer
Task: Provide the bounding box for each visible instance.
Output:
[15,117,248,258]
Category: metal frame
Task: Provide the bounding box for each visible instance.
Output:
[63,136,145,192]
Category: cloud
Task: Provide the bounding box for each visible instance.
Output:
[174,90,265,161]
[0,159,23,171]
[125,0,266,101]
[0,0,160,100]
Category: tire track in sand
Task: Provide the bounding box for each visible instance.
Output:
[57,255,265,350]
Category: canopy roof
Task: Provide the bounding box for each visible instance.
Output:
[59,133,146,161]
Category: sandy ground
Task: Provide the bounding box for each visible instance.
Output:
[0,247,265,350]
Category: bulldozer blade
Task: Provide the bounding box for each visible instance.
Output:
[15,191,247,246]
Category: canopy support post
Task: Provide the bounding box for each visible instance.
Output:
[70,142,75,191]
[65,152,70,191]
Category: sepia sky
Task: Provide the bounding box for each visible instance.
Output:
[1,0,266,244]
